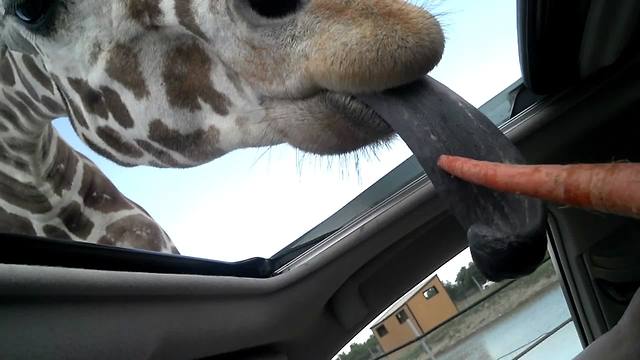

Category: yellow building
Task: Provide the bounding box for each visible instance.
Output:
[369,275,458,354]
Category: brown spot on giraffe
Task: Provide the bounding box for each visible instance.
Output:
[3,91,38,133]
[82,136,136,167]
[10,54,40,100]
[0,208,36,236]
[40,95,66,115]
[100,86,134,129]
[97,214,164,252]
[43,225,72,240]
[39,124,53,163]
[225,67,246,96]
[67,78,109,119]
[96,126,144,159]
[5,136,37,156]
[58,202,94,240]
[0,171,53,213]
[148,119,223,162]
[0,142,29,172]
[80,163,133,213]
[67,99,90,129]
[0,100,29,134]
[135,139,181,167]
[0,55,15,86]
[162,42,231,115]
[175,0,207,40]
[40,126,53,162]
[128,0,163,28]
[50,74,90,129]
[21,55,54,94]
[105,44,150,100]
[64,80,135,129]
[43,139,79,196]
[15,91,49,119]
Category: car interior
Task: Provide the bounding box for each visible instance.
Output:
[2,0,640,359]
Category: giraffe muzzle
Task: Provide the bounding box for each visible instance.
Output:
[356,77,548,281]
[304,0,444,94]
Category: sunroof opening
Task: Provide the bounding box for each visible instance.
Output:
[9,0,523,265]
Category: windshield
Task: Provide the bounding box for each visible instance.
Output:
[48,0,522,262]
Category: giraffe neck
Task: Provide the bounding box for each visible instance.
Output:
[0,49,177,253]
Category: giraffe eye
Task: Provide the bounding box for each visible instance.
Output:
[9,0,60,35]
[248,0,301,19]
[13,0,50,24]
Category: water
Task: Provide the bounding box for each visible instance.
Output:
[433,286,583,360]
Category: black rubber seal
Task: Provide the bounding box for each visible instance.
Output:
[0,233,273,278]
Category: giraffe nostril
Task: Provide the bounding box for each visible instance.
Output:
[248,0,301,18]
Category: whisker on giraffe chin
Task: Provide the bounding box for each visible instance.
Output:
[410,0,451,43]
[251,145,275,169]
[250,123,281,169]
[290,136,397,183]
[242,114,393,183]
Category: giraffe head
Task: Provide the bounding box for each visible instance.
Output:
[0,0,444,167]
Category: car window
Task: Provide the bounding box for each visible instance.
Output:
[335,249,584,360]
[45,0,523,264]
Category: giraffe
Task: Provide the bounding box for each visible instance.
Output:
[0,0,444,253]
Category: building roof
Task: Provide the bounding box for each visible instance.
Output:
[369,274,440,329]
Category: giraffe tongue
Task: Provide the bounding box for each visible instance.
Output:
[356,76,548,281]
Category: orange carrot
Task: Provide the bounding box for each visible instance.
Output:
[437,155,640,219]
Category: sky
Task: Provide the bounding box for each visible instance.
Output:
[54,0,520,342]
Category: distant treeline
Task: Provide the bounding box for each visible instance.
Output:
[443,262,488,303]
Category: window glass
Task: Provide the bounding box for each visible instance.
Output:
[335,249,584,360]
[377,325,389,338]
[423,287,439,300]
[396,310,409,324]
[41,0,522,261]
